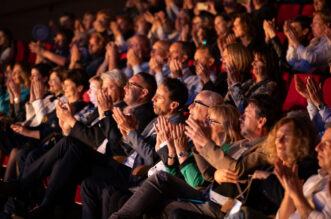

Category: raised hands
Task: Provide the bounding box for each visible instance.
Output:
[112,107,138,139]
[169,58,183,78]
[149,55,164,74]
[263,19,276,42]
[284,20,300,48]
[127,48,142,68]
[6,76,21,104]
[185,117,210,153]
[110,21,121,38]
[226,60,242,86]
[195,61,210,86]
[96,89,113,119]
[106,42,119,71]
[172,123,188,161]
[294,75,309,100]
[56,99,76,128]
[306,77,324,107]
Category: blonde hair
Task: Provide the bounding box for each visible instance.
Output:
[208,104,242,145]
[225,43,252,73]
[263,116,318,166]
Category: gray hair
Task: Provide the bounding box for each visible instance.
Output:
[101,69,128,88]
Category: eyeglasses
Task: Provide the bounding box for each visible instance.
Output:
[207,118,222,125]
[192,100,210,108]
[126,81,144,89]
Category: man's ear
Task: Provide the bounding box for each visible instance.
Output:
[77,85,84,94]
[257,117,267,129]
[302,27,309,36]
[140,88,149,99]
[170,101,180,111]
[208,57,215,68]
[181,54,189,64]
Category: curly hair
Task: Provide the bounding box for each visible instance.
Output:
[263,116,318,166]
[208,104,242,146]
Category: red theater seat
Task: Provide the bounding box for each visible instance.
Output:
[277,4,301,25]
[301,4,314,18]
[282,74,322,112]
[323,77,331,107]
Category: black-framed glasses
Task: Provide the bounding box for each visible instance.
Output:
[193,100,210,108]
[127,81,144,89]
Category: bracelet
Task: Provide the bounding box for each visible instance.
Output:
[168,154,176,159]
[14,97,20,104]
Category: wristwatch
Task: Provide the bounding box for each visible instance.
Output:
[177,151,189,159]
[317,103,327,111]
[104,110,112,117]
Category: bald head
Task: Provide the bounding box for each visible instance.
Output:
[200,90,224,106]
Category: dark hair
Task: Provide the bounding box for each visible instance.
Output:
[248,94,282,131]
[252,45,280,83]
[63,69,88,90]
[56,28,74,45]
[292,15,312,32]
[215,13,232,23]
[234,13,257,40]
[0,28,13,49]
[136,72,157,100]
[162,78,188,109]
[32,63,52,78]
[50,66,66,82]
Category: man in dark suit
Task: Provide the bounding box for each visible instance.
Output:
[81,77,189,219]
[0,72,157,218]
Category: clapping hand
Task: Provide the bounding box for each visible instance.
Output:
[195,61,210,86]
[97,89,113,119]
[306,77,324,107]
[214,169,239,184]
[112,107,138,139]
[185,117,210,153]
[169,58,183,78]
[226,60,242,86]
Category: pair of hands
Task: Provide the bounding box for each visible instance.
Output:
[217,33,236,55]
[112,107,138,139]
[169,58,183,78]
[295,75,324,107]
[154,116,188,158]
[195,62,210,86]
[6,77,21,103]
[263,19,277,42]
[127,48,143,68]
[29,79,44,103]
[274,159,304,200]
[284,20,300,48]
[149,56,164,74]
[225,60,242,86]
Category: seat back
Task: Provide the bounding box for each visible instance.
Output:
[277,4,301,25]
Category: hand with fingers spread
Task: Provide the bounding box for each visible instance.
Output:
[294,75,309,100]
[263,19,276,42]
[112,107,138,139]
[226,60,242,86]
[97,89,113,119]
[6,77,21,104]
[195,62,210,86]
[172,123,189,163]
[306,77,324,107]
[214,168,239,184]
[185,117,210,152]
[155,117,176,159]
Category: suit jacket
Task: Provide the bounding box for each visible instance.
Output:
[196,137,267,180]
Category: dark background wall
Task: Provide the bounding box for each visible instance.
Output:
[0,0,125,41]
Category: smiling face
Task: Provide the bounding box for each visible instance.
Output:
[239,103,260,139]
[214,16,230,37]
[233,17,245,38]
[188,93,210,122]
[316,128,331,173]
[275,123,293,164]
[63,79,82,103]
[152,84,173,116]
[311,14,327,38]
[102,78,123,103]
[48,72,63,96]
[123,74,146,106]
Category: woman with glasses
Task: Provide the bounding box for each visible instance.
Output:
[111,104,243,219]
